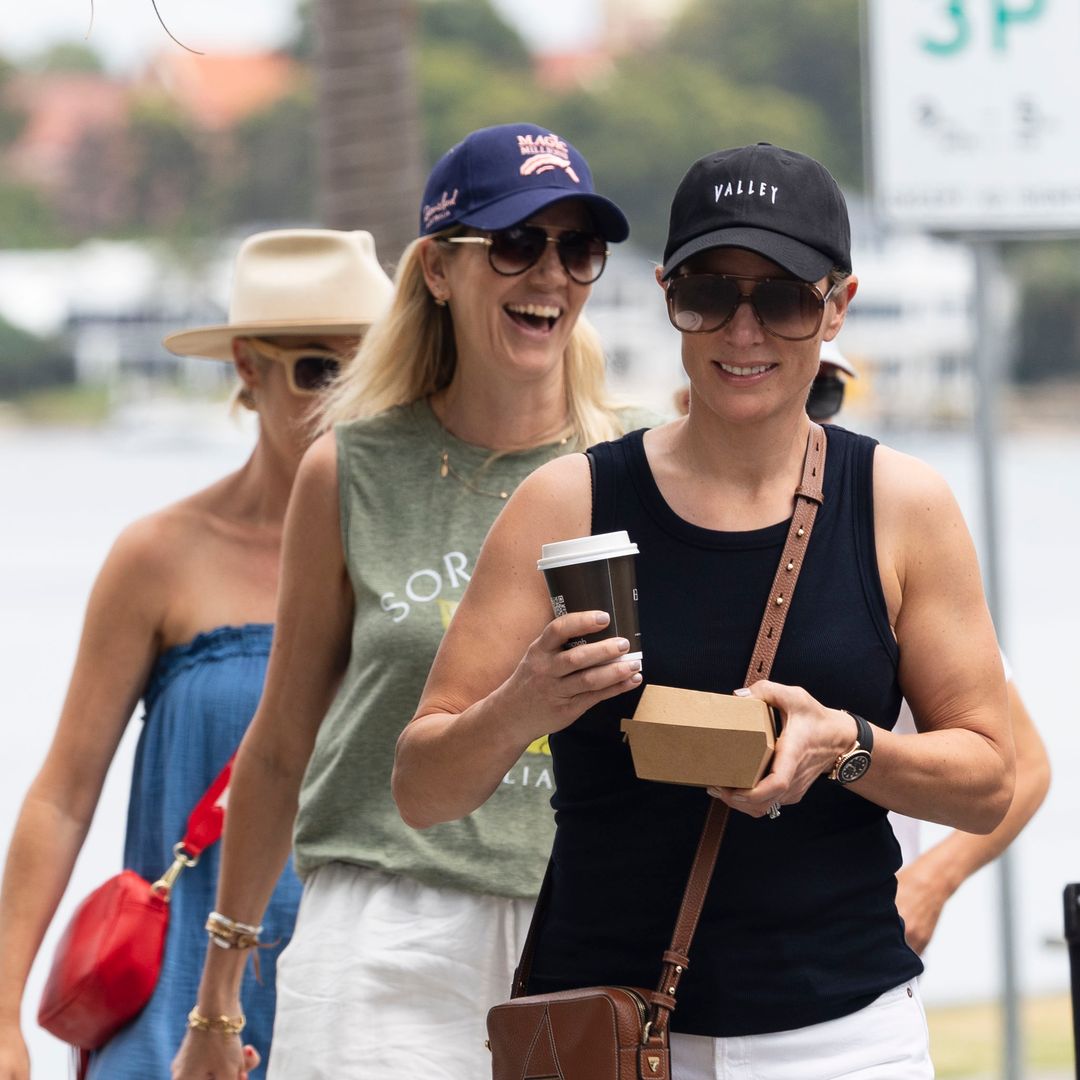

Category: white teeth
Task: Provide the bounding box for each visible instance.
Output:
[506,303,561,319]
[720,363,771,376]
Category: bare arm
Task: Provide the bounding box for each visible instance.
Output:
[895,680,1048,952]
[715,447,1014,835]
[0,522,165,1078]
[393,454,641,829]
[173,433,353,1079]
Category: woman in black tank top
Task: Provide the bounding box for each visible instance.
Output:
[396,145,1013,1077]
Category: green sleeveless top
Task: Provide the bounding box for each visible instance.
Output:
[293,398,658,898]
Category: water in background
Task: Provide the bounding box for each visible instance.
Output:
[0,413,1077,1074]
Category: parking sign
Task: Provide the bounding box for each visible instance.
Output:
[868,0,1080,230]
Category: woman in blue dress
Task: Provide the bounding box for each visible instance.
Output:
[0,229,392,1080]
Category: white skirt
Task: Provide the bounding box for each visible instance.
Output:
[267,862,533,1079]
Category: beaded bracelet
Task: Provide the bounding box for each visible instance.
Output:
[205,910,263,951]
[187,1006,246,1035]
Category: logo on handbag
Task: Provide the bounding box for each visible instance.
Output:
[647,1056,661,1073]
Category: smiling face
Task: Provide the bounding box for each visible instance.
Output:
[421,200,596,390]
[664,247,855,426]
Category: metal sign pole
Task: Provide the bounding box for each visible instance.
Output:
[971,239,1022,1080]
[1064,884,1080,1078]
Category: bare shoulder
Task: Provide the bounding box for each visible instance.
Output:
[298,428,339,484]
[80,504,198,648]
[104,503,193,588]
[288,430,340,520]
[280,430,345,572]
[515,450,590,502]
[872,443,962,539]
[496,451,592,543]
[872,442,977,602]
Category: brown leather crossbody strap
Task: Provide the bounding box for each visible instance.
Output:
[512,423,827,1017]
[648,422,826,1035]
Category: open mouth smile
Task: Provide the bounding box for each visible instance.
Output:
[505,302,562,332]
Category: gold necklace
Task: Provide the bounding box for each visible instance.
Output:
[438,450,511,501]
[427,395,571,501]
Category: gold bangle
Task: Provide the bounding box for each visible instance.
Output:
[205,911,262,951]
[187,1006,246,1035]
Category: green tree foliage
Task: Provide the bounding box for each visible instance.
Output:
[0,316,73,397]
[663,0,863,186]
[0,183,68,247]
[418,0,542,163]
[0,52,27,145]
[230,86,317,225]
[30,42,106,74]
[552,57,828,257]
[420,0,530,70]
[422,43,554,164]
[126,98,214,233]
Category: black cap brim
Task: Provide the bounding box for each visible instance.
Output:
[457,189,630,243]
[661,226,835,281]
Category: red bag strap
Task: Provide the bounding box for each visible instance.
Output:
[151,752,236,898]
[511,423,827,1031]
[181,752,236,857]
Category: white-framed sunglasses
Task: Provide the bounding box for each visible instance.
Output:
[247,338,357,396]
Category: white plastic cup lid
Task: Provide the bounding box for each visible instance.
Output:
[537,530,639,571]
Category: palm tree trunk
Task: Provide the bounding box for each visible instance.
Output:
[313,0,424,265]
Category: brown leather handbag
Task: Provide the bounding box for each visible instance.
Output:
[486,425,827,1080]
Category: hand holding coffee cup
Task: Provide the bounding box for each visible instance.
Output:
[537,531,642,666]
[493,531,642,746]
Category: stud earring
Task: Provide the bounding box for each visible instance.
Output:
[434,294,448,307]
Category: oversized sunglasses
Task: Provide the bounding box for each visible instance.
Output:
[442,225,609,285]
[249,338,354,395]
[666,273,840,341]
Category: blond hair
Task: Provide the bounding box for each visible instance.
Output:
[317,236,624,448]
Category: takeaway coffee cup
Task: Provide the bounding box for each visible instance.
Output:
[537,531,641,662]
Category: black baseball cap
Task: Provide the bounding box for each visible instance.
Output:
[419,123,630,242]
[661,143,851,282]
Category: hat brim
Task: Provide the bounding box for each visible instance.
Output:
[818,355,858,379]
[661,226,834,282]
[162,319,375,361]
[456,189,630,243]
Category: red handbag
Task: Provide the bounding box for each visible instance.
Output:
[37,754,236,1060]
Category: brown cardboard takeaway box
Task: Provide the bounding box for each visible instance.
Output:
[621,685,779,789]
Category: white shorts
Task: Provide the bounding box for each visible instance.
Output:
[670,980,933,1079]
[267,862,533,1079]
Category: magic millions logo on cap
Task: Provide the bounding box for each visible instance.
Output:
[516,133,580,183]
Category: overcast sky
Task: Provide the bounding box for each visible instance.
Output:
[2,0,600,69]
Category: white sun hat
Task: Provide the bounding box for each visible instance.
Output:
[163,229,394,361]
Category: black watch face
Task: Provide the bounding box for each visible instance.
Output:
[837,750,871,784]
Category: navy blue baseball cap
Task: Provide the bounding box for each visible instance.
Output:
[419,123,629,242]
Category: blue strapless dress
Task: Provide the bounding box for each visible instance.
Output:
[87,625,303,1080]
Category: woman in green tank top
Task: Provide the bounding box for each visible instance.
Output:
[172,123,651,1079]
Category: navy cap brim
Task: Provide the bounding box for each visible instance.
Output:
[661,226,834,282]
[456,188,630,243]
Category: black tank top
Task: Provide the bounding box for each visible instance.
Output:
[528,425,923,1037]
